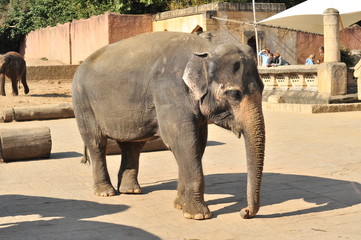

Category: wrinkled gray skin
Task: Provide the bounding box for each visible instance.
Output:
[72,32,265,220]
[0,51,29,96]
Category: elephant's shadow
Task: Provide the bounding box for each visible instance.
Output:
[142,172,361,218]
[0,195,161,240]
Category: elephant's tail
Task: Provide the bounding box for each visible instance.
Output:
[81,145,90,164]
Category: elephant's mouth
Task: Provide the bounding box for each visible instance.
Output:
[213,111,232,123]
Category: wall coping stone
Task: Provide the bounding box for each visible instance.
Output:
[153,2,285,21]
[258,65,318,74]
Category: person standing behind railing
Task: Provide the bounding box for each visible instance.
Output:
[258,48,270,66]
[271,52,290,66]
[266,53,276,67]
[305,54,315,65]
[316,46,324,64]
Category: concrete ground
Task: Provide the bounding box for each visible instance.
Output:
[1,109,361,240]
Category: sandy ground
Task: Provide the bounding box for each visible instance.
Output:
[0,79,72,110]
[1,110,361,239]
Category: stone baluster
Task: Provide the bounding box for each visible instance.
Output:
[261,74,278,90]
[276,74,291,90]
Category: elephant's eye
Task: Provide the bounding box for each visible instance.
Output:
[233,61,241,73]
[225,90,243,101]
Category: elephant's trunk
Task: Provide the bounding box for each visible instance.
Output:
[236,93,266,219]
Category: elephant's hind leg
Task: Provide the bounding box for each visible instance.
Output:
[117,141,145,194]
[11,76,19,96]
[88,139,116,197]
[21,71,29,94]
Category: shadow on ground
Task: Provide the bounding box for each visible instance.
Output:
[143,172,361,218]
[51,151,82,159]
[0,195,161,240]
[2,152,82,163]
[29,93,71,98]
[1,173,360,239]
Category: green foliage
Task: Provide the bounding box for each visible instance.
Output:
[340,48,355,67]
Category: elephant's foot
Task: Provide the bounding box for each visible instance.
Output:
[240,207,259,219]
[93,182,116,197]
[118,182,142,194]
[118,178,142,194]
[174,197,211,220]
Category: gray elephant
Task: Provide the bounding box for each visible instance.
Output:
[0,51,29,96]
[72,32,265,220]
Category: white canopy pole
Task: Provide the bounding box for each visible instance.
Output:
[252,0,260,66]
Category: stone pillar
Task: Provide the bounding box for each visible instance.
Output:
[323,8,340,62]
[317,8,347,97]
[317,62,347,96]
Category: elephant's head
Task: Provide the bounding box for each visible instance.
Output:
[183,44,265,219]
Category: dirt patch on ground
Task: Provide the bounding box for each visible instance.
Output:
[0,79,72,110]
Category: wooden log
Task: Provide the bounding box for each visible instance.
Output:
[0,127,52,162]
[2,108,14,122]
[12,103,74,121]
[106,138,168,155]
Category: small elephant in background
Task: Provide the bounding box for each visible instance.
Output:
[0,51,29,96]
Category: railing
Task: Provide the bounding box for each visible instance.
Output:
[258,65,319,92]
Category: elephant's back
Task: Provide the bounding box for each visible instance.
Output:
[73,31,211,99]
[4,52,25,63]
[85,32,210,74]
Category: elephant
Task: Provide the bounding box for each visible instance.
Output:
[0,51,29,96]
[72,32,265,220]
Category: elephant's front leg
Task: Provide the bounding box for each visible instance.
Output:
[160,120,210,220]
[117,141,145,194]
[0,74,5,96]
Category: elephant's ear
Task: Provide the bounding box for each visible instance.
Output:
[182,52,209,100]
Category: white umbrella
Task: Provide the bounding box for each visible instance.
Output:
[258,0,361,34]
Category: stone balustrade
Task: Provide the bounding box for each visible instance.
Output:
[258,65,319,92]
[258,64,358,104]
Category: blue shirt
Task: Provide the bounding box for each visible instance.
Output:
[258,51,269,66]
[305,58,314,65]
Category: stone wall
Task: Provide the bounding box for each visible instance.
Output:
[23,23,71,64]
[257,26,297,65]
[153,2,287,61]
[21,13,152,65]
[71,14,110,65]
[153,14,205,33]
[26,65,79,81]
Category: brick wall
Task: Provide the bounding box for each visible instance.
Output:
[108,14,152,44]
